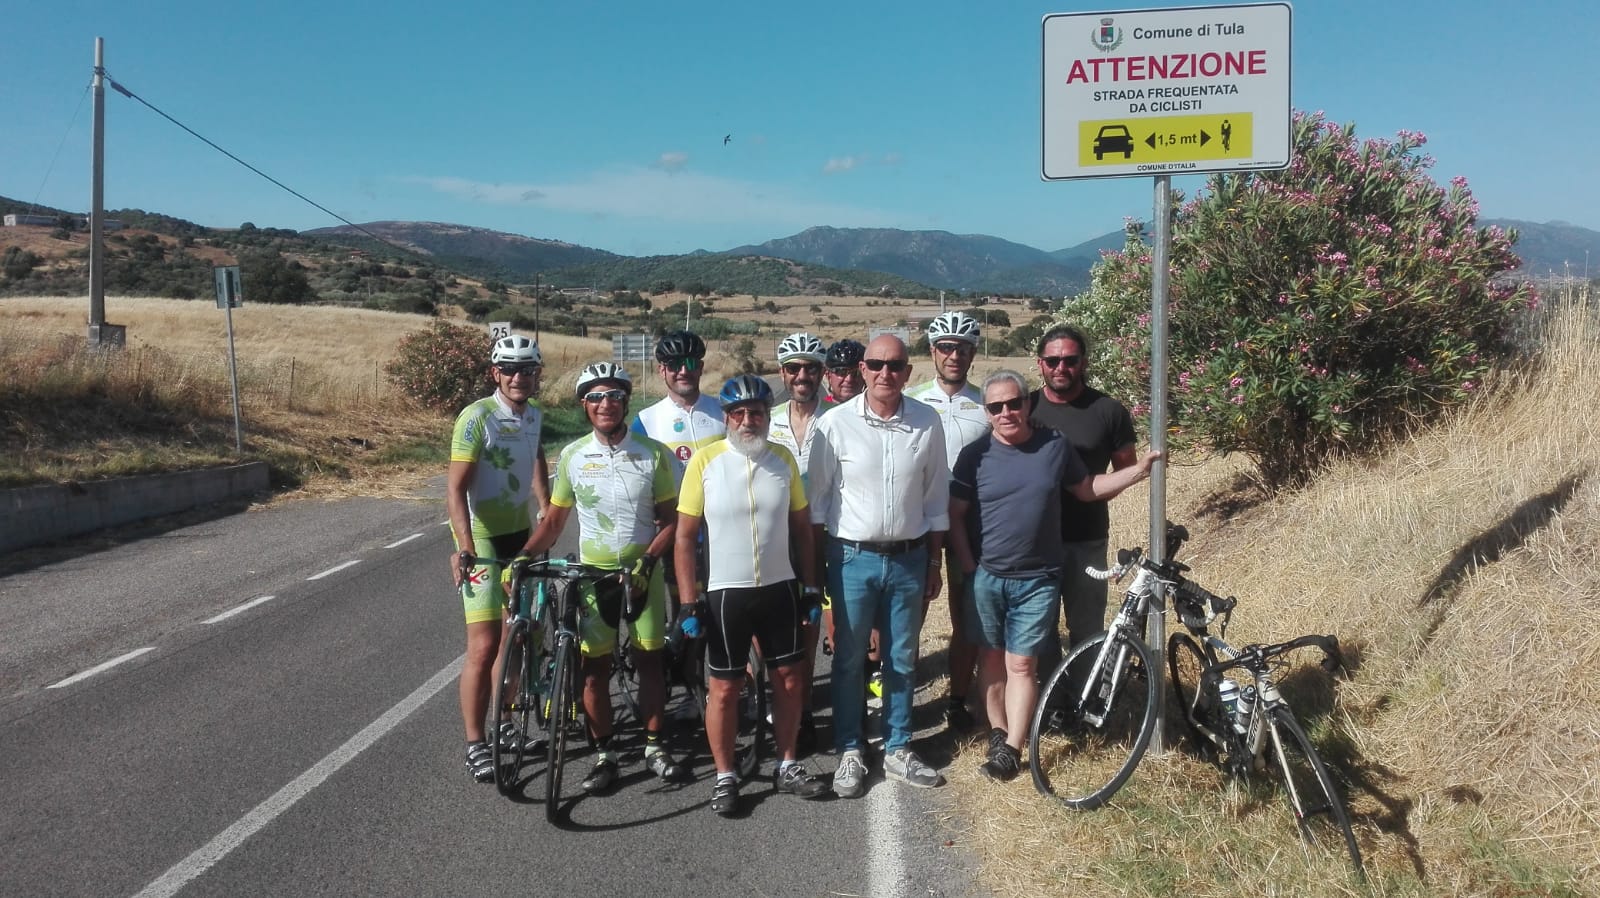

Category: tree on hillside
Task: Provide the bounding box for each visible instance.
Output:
[239,251,316,305]
[1067,111,1532,489]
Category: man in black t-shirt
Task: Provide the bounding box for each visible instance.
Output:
[1027,325,1139,671]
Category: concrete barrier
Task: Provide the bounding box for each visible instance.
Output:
[0,462,271,554]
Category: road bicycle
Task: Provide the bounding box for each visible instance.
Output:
[1166,573,1364,875]
[475,554,623,820]
[611,602,767,780]
[1027,526,1190,809]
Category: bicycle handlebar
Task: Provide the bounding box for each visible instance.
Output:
[1217,633,1346,678]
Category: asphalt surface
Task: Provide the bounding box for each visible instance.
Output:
[0,488,986,898]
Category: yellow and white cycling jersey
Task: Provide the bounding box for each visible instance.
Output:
[678,441,806,591]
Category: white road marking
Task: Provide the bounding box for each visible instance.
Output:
[131,655,465,898]
[867,773,909,898]
[203,596,276,624]
[306,559,361,580]
[47,647,155,689]
[384,533,423,549]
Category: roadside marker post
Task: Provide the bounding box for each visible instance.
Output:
[1042,2,1293,750]
[214,265,245,454]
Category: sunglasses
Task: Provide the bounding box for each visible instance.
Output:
[496,364,542,377]
[663,357,701,373]
[828,366,861,377]
[984,396,1026,415]
[582,389,629,404]
[934,341,974,356]
[1039,354,1082,369]
[726,405,769,420]
[782,362,822,376]
[863,358,909,374]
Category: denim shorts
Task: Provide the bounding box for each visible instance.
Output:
[965,567,1061,656]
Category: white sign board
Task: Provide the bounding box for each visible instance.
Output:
[612,334,653,362]
[488,321,512,341]
[1042,3,1291,179]
[213,265,242,309]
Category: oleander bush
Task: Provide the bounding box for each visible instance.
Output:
[1068,111,1535,488]
[386,318,491,412]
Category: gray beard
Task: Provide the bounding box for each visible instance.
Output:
[726,428,769,457]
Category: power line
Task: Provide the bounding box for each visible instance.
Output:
[29,84,90,216]
[103,70,410,254]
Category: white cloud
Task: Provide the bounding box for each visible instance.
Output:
[405,168,903,229]
[823,156,862,174]
[655,152,689,172]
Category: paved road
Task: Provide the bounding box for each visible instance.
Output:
[0,492,984,898]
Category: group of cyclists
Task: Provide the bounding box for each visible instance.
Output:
[446,310,1149,814]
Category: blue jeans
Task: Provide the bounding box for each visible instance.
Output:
[826,537,928,754]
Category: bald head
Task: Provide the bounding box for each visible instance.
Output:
[861,334,912,414]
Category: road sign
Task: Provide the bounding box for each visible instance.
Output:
[1042,3,1291,179]
[488,321,511,341]
[213,265,242,309]
[612,334,653,362]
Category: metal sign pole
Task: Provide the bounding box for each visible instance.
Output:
[1147,174,1172,751]
[225,300,243,454]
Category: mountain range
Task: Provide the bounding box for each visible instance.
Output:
[307,217,1597,297]
[6,192,1596,298]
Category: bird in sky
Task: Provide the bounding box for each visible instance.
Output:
[723,134,731,145]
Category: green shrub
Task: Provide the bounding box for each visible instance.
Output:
[1068,111,1532,489]
[386,319,491,412]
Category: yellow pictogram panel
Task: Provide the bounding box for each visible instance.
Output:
[1078,113,1253,166]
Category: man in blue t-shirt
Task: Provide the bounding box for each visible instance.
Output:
[949,370,1158,782]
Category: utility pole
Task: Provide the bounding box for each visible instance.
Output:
[86,37,124,348]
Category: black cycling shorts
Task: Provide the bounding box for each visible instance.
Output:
[705,580,804,679]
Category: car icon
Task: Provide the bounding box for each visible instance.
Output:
[1093,124,1135,160]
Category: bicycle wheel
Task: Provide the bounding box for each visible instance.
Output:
[543,638,580,822]
[491,618,534,794]
[733,647,768,780]
[1263,705,1364,876]
[1029,629,1158,810]
[611,620,642,725]
[1167,633,1227,761]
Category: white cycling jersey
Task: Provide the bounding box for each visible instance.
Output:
[767,399,828,490]
[630,393,726,482]
[551,430,677,568]
[678,440,806,591]
[906,380,989,474]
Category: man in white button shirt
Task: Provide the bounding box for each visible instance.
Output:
[808,335,950,796]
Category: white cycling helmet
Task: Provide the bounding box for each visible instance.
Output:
[776,332,826,364]
[575,361,633,398]
[925,311,980,345]
[491,334,543,366]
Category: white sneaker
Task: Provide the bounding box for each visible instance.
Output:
[884,748,944,788]
[833,750,867,798]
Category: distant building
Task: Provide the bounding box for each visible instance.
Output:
[2,214,122,231]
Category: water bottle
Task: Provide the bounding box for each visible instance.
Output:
[1236,685,1256,735]
[1218,679,1240,726]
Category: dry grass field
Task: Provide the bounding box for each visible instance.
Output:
[4,287,1596,895]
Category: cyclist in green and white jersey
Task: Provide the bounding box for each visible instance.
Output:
[767,332,829,750]
[905,312,990,734]
[447,335,552,783]
[520,362,687,792]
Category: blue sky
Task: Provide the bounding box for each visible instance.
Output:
[4,0,1596,257]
